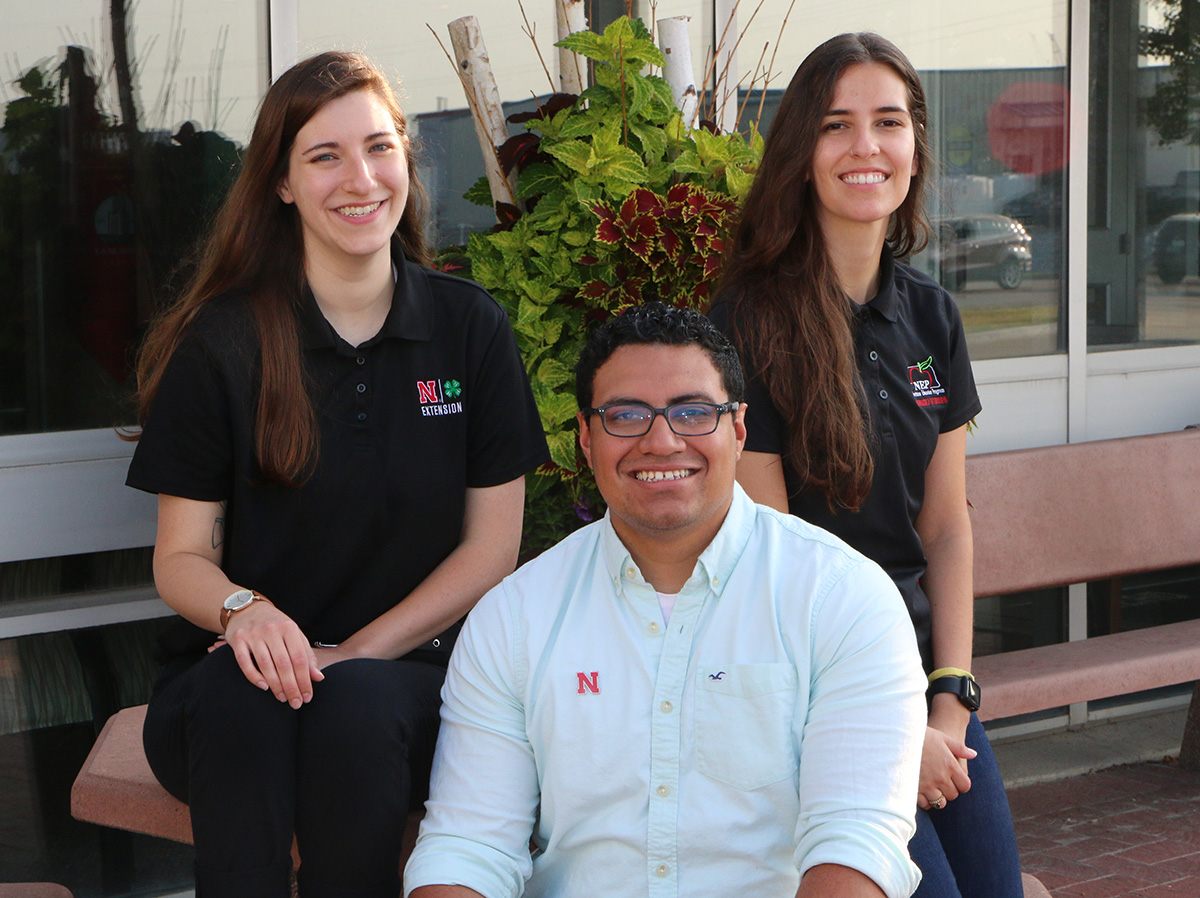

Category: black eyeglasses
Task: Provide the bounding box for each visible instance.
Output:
[583,401,740,437]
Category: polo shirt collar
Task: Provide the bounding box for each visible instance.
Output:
[599,482,758,601]
[299,249,435,349]
[859,244,899,323]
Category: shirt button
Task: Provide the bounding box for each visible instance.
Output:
[625,566,636,580]
[660,700,672,713]
[356,356,366,365]
[869,350,879,361]
[656,784,670,797]
[648,621,660,634]
[356,383,366,394]
[655,864,669,878]
[711,576,720,587]
[357,413,367,422]
[879,389,888,400]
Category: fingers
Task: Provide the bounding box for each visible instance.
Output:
[224,606,318,708]
[920,792,947,811]
[919,726,975,809]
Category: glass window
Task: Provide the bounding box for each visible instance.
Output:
[737,1,1070,361]
[0,3,262,436]
[1089,0,1200,348]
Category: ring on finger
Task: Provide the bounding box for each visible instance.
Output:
[929,795,946,810]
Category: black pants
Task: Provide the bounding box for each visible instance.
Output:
[143,646,445,898]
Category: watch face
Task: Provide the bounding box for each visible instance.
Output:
[224,589,256,612]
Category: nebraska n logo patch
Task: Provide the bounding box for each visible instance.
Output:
[576,671,600,694]
[416,377,464,417]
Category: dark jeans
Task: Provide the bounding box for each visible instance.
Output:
[909,713,1024,898]
[143,646,444,898]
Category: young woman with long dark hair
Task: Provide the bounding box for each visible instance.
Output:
[127,51,548,898]
[710,32,1022,898]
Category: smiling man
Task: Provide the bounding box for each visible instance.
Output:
[404,303,926,898]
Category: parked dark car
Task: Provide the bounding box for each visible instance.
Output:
[1151,213,1200,284]
[935,214,1033,290]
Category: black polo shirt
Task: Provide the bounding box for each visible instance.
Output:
[709,247,981,670]
[128,255,549,662]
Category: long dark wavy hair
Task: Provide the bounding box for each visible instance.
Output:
[716,32,932,510]
[129,51,431,485]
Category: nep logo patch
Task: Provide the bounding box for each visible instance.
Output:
[416,378,464,417]
[907,357,948,407]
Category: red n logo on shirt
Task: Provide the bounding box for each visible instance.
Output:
[416,380,441,403]
[576,671,600,694]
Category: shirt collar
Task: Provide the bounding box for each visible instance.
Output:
[599,482,758,600]
[299,248,435,350]
[858,244,899,323]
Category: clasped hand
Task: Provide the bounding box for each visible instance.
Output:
[918,715,977,811]
[216,601,329,708]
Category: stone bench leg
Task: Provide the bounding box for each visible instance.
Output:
[1180,681,1200,771]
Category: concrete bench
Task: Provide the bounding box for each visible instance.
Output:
[966,429,1200,768]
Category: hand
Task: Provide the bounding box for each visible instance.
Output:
[917,708,976,811]
[223,600,324,708]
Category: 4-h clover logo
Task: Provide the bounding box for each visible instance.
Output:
[443,379,462,399]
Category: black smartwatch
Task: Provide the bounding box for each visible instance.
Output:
[927,671,981,713]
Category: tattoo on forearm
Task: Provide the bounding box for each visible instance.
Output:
[212,502,226,550]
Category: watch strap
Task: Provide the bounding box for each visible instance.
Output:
[928,673,982,712]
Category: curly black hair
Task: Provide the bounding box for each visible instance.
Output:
[575,302,745,409]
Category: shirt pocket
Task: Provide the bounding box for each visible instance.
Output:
[694,663,799,790]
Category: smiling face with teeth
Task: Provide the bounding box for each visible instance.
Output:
[277,88,408,274]
[579,343,747,563]
[811,62,918,244]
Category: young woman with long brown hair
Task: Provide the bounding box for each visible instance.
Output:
[127,51,548,898]
[710,33,1022,898]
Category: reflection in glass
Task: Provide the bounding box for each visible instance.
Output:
[1131,0,1200,347]
[737,2,1069,360]
[0,3,258,435]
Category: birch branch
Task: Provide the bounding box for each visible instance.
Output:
[555,0,587,95]
[658,16,698,128]
[447,16,521,213]
[713,0,739,134]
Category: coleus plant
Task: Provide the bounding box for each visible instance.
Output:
[460,15,762,553]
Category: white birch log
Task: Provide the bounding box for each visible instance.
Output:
[713,0,738,134]
[658,16,698,128]
[555,0,587,95]
[448,16,520,212]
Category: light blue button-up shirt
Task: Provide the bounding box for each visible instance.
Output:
[405,485,925,898]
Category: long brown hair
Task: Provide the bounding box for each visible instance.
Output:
[129,51,431,485]
[717,33,932,510]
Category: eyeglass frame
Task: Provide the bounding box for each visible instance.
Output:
[582,400,741,438]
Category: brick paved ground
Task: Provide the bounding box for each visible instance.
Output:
[1008,759,1200,896]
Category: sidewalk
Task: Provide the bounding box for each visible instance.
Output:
[995,706,1200,896]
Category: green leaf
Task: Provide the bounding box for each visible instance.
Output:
[725,164,754,200]
[631,121,668,162]
[546,428,580,471]
[463,176,494,207]
[624,71,655,119]
[546,140,595,174]
[517,163,561,199]
[533,379,580,424]
[557,30,609,63]
[535,356,575,391]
